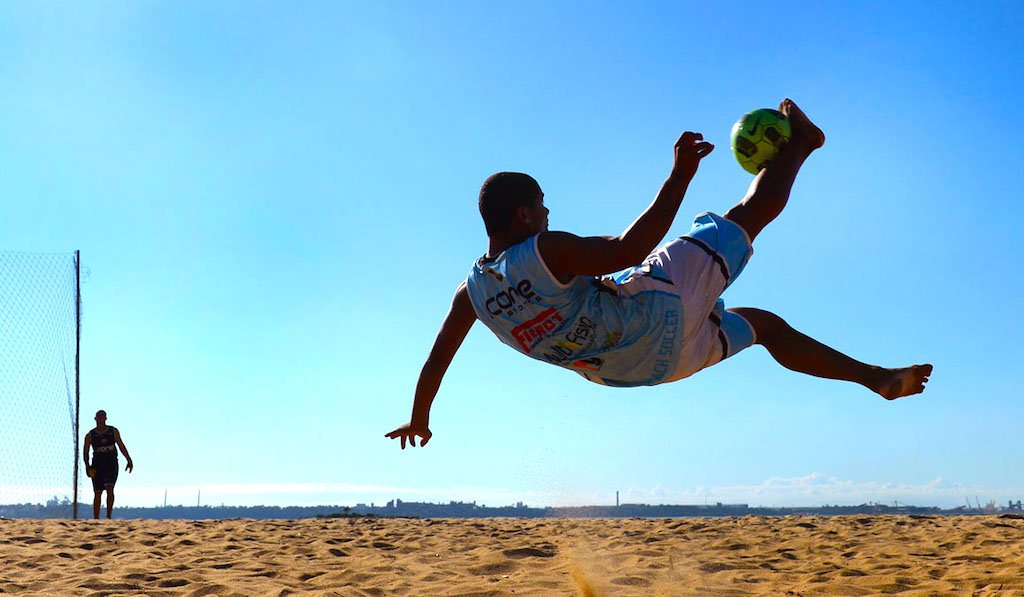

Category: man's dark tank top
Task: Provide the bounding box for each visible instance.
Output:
[90,426,118,462]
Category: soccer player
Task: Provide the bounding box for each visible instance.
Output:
[387,99,932,449]
[83,409,134,519]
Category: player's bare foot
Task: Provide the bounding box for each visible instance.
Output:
[780,98,825,152]
[873,364,933,400]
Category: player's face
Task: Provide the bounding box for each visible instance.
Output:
[527,192,549,233]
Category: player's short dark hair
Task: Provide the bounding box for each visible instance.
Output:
[478,172,541,236]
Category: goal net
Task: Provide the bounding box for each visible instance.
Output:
[0,251,80,515]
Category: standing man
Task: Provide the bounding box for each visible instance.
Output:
[83,410,133,519]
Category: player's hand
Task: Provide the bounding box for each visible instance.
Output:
[385,423,432,449]
[125,460,134,473]
[86,466,96,478]
[671,131,714,180]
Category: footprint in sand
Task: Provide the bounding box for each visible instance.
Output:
[372,541,398,550]
[78,581,142,591]
[502,547,555,558]
[698,562,736,573]
[610,576,652,587]
[158,578,189,588]
[468,561,518,576]
[209,562,235,570]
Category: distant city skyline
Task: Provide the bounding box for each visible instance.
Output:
[6,493,1022,522]
[9,473,1023,511]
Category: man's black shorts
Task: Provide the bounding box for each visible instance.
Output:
[91,458,119,491]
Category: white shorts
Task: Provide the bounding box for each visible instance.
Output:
[648,212,757,381]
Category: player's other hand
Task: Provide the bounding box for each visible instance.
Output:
[385,423,432,449]
[671,131,714,180]
[125,460,134,473]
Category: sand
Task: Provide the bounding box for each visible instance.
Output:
[2,514,1023,595]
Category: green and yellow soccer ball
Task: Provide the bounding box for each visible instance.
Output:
[730,108,791,174]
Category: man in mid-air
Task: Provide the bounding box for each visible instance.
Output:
[387,99,931,449]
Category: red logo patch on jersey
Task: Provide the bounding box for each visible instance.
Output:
[511,308,565,353]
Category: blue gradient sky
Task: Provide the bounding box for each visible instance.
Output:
[1,1,1021,508]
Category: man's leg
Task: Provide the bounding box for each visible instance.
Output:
[105,486,115,519]
[724,99,826,242]
[731,307,932,400]
[92,491,102,519]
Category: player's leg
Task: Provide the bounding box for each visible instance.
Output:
[92,490,102,519]
[724,99,826,242]
[105,485,115,519]
[731,307,932,400]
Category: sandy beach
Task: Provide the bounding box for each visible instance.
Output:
[2,515,1023,595]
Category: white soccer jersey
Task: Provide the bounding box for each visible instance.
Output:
[465,235,685,387]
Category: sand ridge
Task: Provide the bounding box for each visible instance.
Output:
[1,514,1023,595]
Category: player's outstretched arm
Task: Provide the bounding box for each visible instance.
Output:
[386,282,477,449]
[540,131,713,280]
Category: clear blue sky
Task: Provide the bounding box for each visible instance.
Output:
[1,1,1020,508]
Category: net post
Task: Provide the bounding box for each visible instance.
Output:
[73,250,81,520]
